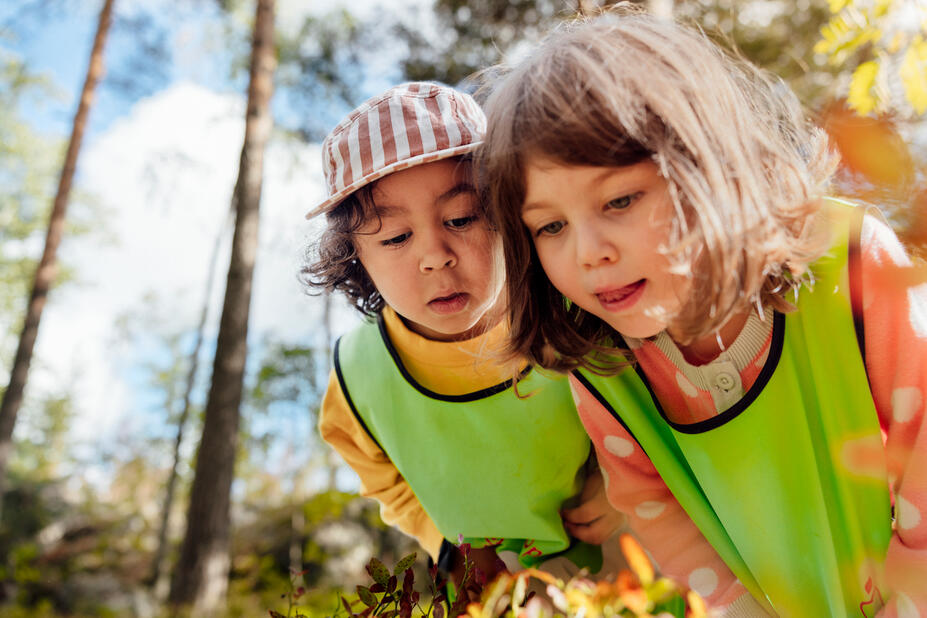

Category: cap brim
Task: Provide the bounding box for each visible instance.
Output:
[305,141,482,219]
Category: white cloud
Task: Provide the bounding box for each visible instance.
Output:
[34,81,358,450]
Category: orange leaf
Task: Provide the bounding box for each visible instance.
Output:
[619,533,654,586]
[820,100,915,188]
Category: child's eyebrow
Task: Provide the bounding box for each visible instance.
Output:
[372,204,408,218]
[436,182,476,204]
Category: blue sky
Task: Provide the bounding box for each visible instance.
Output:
[1,0,240,137]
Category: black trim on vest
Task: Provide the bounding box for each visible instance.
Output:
[848,205,866,367]
[436,539,456,577]
[647,311,787,434]
[376,313,531,402]
[333,335,383,449]
[657,311,787,434]
[570,370,643,450]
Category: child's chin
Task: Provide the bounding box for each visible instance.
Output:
[607,317,666,340]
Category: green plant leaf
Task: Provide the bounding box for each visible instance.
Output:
[393,552,417,574]
[366,557,391,586]
[357,585,378,607]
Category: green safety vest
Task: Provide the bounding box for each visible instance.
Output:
[575,203,892,617]
[335,315,599,569]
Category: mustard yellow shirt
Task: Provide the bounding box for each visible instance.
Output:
[318,306,519,559]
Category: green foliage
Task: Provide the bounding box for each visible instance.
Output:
[397,0,566,85]
[8,389,75,480]
[249,342,321,409]
[0,54,63,332]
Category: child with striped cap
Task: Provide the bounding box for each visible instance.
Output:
[304,82,627,585]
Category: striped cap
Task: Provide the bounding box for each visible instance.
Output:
[306,82,486,219]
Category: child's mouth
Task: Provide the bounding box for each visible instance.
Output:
[596,280,646,311]
[428,292,469,314]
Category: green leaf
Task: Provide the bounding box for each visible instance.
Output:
[393,552,417,574]
[356,585,378,607]
[848,60,880,115]
[366,557,390,586]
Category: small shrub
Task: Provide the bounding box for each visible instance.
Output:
[276,534,708,618]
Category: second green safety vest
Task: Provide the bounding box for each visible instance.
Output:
[336,315,599,569]
[576,203,892,617]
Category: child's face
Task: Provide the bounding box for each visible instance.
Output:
[354,159,504,341]
[521,157,691,339]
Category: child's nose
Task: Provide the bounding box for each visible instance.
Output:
[419,237,457,272]
[576,223,618,267]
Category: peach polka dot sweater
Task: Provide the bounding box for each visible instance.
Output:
[570,214,927,617]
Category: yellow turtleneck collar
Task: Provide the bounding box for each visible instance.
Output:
[380,306,520,396]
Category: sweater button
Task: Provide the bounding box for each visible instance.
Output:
[715,372,736,391]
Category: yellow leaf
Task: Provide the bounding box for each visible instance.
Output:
[873,0,892,18]
[829,0,850,13]
[815,17,849,55]
[901,39,927,114]
[848,61,880,115]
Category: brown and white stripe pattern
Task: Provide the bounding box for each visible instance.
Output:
[307,82,486,218]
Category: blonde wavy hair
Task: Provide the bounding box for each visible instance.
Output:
[478,5,838,373]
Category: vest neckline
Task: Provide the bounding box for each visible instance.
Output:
[629,311,787,435]
[376,313,531,402]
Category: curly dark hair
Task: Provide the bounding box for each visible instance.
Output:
[302,184,385,316]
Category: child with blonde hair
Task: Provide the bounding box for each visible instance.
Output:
[305,82,626,585]
[479,8,927,617]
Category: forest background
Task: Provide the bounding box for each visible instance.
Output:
[1,0,925,616]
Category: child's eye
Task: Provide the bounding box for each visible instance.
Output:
[381,232,410,246]
[536,221,564,237]
[446,215,478,229]
[606,193,640,211]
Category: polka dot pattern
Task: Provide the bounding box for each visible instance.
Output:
[892,387,922,423]
[688,567,718,597]
[896,495,922,531]
[909,284,927,338]
[603,435,634,458]
[676,371,699,398]
[896,592,919,618]
[634,501,666,520]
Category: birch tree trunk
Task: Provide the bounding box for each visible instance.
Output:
[0,0,115,516]
[167,0,276,613]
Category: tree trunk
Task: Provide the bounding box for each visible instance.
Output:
[167,0,276,613]
[150,215,231,601]
[0,0,115,516]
